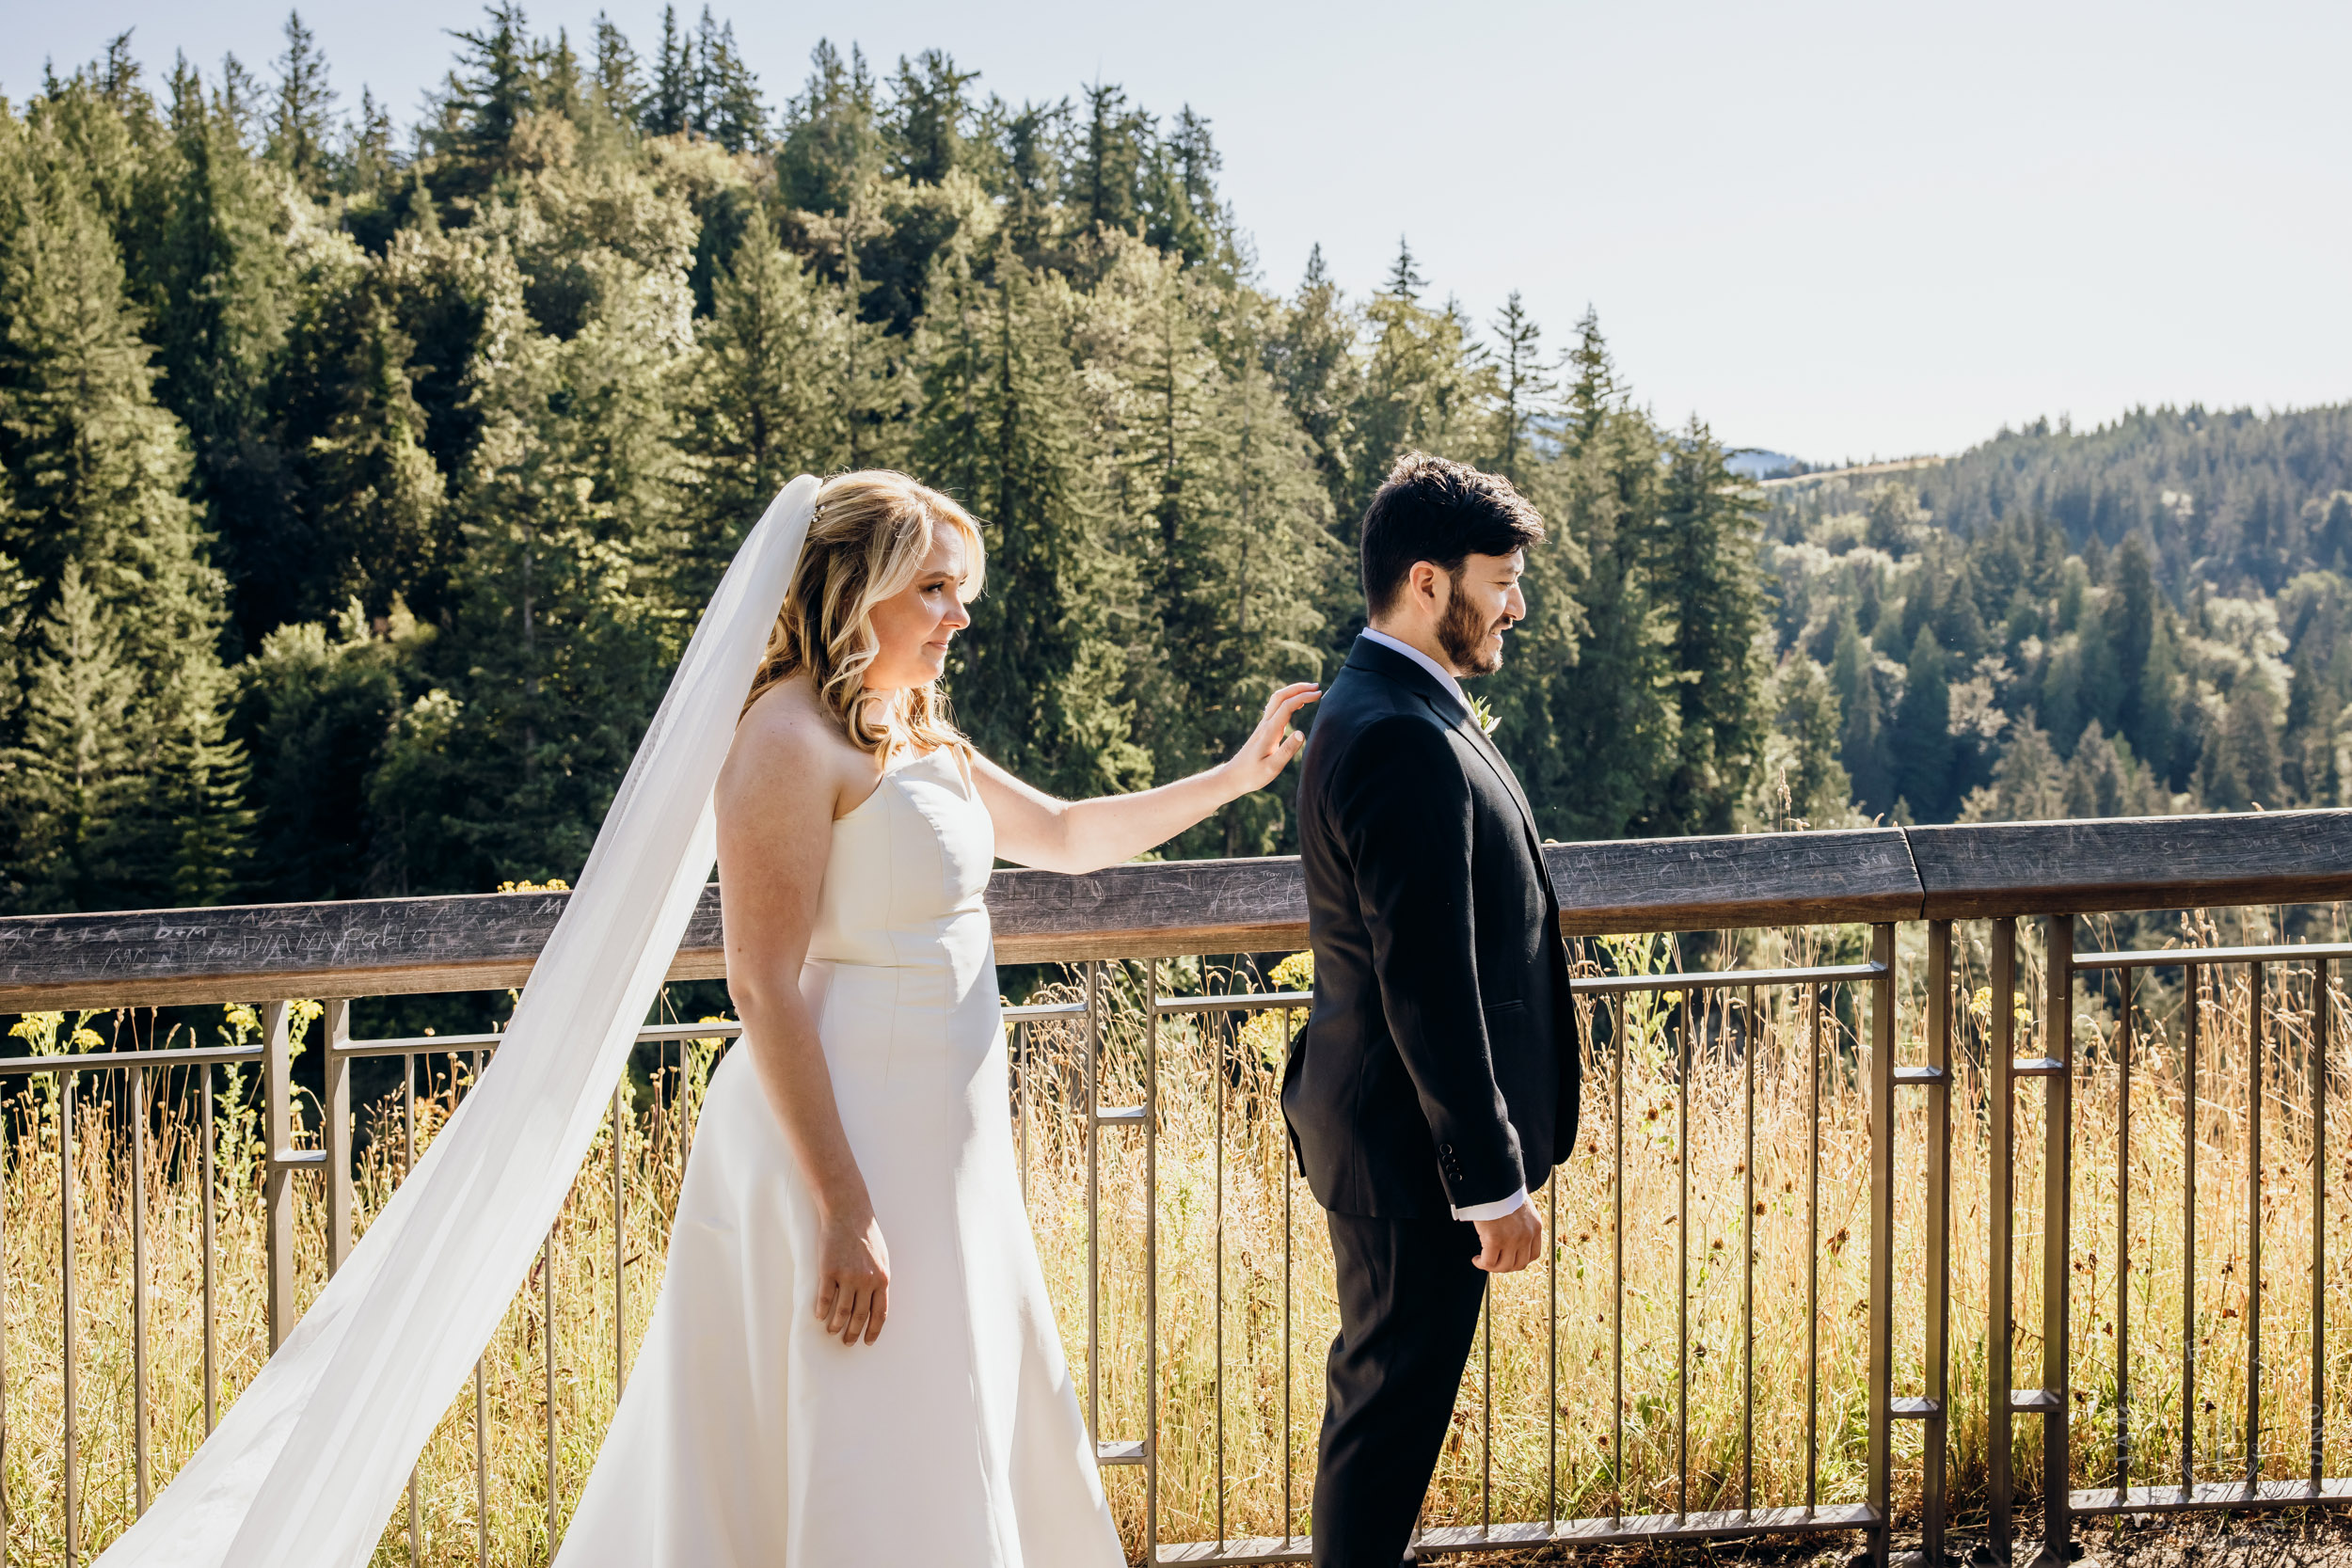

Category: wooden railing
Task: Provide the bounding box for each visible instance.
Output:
[3,808,2351,1567]
[7,812,2349,1010]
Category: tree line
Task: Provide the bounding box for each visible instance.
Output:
[1,8,2344,919]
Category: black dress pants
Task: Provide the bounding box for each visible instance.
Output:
[1311,1211,1489,1567]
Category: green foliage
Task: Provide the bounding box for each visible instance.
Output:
[28,8,2352,921]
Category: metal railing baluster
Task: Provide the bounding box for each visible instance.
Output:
[1805,980,1821,1518]
[1990,918,2016,1557]
[406,1053,421,1565]
[546,1225,558,1549]
[1677,986,1692,1520]
[1283,1008,1295,1548]
[1741,983,1756,1520]
[1145,958,1161,1563]
[1924,921,1953,1562]
[326,1001,353,1275]
[1086,960,1102,1452]
[1215,989,1227,1548]
[1613,993,1627,1525]
[2183,967,2199,1502]
[2248,962,2265,1495]
[2117,971,2133,1498]
[2042,916,2074,1565]
[132,1063,149,1516]
[1867,924,1895,1568]
[473,1048,489,1568]
[263,1001,294,1352]
[2312,960,2329,1493]
[63,1069,78,1567]
[202,1066,216,1436]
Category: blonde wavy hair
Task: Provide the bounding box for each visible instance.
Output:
[741,470,987,756]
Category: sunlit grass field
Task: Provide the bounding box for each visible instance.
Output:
[4,913,2347,1563]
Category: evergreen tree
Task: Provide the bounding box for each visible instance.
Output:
[669,215,887,602]
[434,3,539,201]
[1961,710,2064,822]
[233,610,405,901]
[1562,307,1621,451]
[266,11,336,199]
[0,111,246,906]
[1892,625,1954,819]
[1831,615,1893,815]
[886,50,976,185]
[1760,653,1851,830]
[1,564,142,908]
[1075,81,1143,238]
[1264,245,1359,531]
[157,54,299,650]
[2201,677,2284,811]
[775,40,880,215]
[294,273,447,619]
[1488,290,1550,486]
[642,7,692,136]
[917,242,1146,796]
[1655,417,1767,833]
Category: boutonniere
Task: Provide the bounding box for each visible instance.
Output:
[1465,693,1501,736]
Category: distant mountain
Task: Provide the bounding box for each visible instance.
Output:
[1726,448,1808,481]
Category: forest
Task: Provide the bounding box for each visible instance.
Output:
[3,6,2349,919]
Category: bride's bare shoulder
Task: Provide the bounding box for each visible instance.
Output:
[720,678,860,817]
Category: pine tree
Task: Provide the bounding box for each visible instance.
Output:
[642,7,691,136]
[1,565,142,908]
[0,113,246,907]
[1892,625,1954,820]
[1828,612,1892,815]
[1655,418,1767,833]
[158,54,299,649]
[266,11,336,199]
[1085,240,1334,849]
[670,215,886,603]
[1488,291,1551,486]
[435,3,539,200]
[886,50,976,185]
[917,242,1145,796]
[1562,307,1621,452]
[775,40,879,215]
[1264,245,1359,531]
[1076,81,1144,238]
[296,275,447,619]
[1759,654,1851,829]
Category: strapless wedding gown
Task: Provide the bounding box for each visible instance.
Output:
[556,746,1124,1566]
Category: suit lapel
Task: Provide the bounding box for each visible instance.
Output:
[1423,693,1546,856]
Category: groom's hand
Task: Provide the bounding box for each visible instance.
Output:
[1470,1202,1543,1274]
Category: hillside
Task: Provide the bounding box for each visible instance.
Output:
[1758,404,2352,826]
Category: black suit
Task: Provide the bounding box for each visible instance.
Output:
[1281,635,1580,1565]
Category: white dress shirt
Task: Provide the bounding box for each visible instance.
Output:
[1353,629,1530,1226]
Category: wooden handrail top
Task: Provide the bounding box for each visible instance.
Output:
[1,810,2347,1011]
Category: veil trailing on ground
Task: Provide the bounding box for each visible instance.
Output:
[97,477,819,1568]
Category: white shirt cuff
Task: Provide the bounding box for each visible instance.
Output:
[1451,1186,1530,1223]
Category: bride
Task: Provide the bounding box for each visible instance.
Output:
[90,470,1311,1568]
[554,470,1319,1564]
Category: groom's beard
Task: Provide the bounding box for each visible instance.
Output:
[1438,585,1511,677]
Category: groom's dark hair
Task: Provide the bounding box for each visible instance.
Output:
[1359,451,1546,617]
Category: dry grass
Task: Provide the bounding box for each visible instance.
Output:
[5,911,2350,1564]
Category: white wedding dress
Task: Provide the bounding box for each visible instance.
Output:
[555,743,1124,1567]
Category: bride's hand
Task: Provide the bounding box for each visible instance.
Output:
[1219,682,1321,796]
[815,1209,891,1345]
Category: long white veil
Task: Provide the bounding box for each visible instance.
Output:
[97,477,819,1568]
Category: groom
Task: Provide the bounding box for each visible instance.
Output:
[1282,452,1581,1566]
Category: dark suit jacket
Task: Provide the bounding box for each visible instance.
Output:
[1281,636,1581,1218]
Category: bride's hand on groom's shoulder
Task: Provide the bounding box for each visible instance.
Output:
[815,1208,891,1345]
[1219,682,1321,796]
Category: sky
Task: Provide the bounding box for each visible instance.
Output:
[7,0,2349,466]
